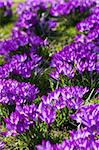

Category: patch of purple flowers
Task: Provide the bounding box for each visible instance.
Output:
[50,3,99,80]
[4,104,38,136]
[50,0,97,17]
[0,53,41,78]
[37,86,88,124]
[0,0,98,149]
[0,79,39,105]
[50,40,97,80]
[0,28,43,56]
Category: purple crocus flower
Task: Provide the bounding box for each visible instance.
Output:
[48,20,57,29]
[0,141,5,149]
[38,103,56,124]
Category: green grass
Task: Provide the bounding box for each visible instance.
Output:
[0,21,14,39]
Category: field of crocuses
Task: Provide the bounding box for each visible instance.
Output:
[0,0,99,149]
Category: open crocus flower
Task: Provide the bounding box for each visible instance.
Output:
[38,103,56,124]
